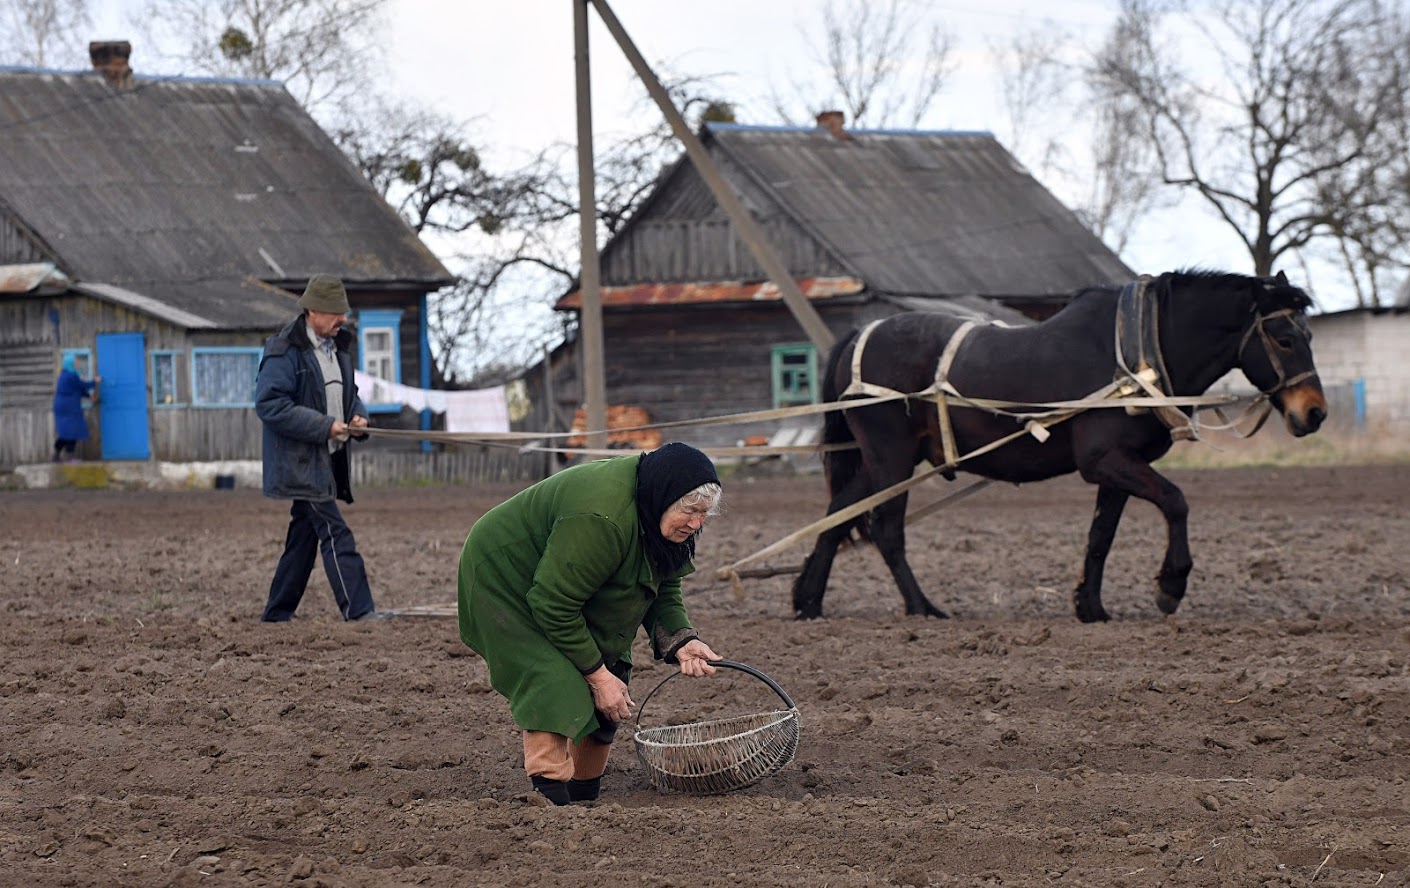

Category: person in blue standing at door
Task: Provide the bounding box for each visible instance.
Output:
[52,354,100,462]
[254,274,385,622]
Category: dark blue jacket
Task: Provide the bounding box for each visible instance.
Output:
[255,316,367,503]
[53,370,95,441]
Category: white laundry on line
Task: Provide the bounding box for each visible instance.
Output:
[353,371,509,433]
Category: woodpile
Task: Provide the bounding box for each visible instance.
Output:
[565,405,662,451]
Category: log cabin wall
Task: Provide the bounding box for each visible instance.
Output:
[596,301,872,450]
[599,156,849,285]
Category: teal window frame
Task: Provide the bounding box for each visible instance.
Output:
[150,350,186,408]
[190,347,262,408]
[771,343,819,408]
[357,309,404,415]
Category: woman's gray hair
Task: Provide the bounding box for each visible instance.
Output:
[672,481,724,516]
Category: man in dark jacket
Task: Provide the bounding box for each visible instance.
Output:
[254,274,381,622]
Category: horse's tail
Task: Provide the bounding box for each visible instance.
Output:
[819,329,867,539]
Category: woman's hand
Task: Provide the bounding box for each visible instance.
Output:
[675,639,721,677]
[584,666,633,723]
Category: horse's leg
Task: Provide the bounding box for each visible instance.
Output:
[869,491,948,618]
[1073,485,1129,623]
[791,468,873,619]
[1079,453,1191,618]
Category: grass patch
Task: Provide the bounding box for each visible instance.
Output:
[1158,429,1410,469]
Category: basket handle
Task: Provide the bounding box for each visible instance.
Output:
[635,659,796,728]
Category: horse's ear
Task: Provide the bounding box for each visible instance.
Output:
[1274,270,1289,285]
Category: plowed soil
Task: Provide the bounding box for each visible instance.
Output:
[2,464,1407,887]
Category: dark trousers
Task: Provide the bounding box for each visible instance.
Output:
[263,499,375,621]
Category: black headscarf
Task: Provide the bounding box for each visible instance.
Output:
[636,442,720,579]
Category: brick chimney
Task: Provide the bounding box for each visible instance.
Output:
[89,41,134,88]
[816,110,849,140]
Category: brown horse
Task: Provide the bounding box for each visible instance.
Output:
[791,270,1328,622]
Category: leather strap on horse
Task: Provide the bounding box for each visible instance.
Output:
[1115,275,1197,441]
[841,316,1000,471]
[933,320,977,469]
[840,318,912,400]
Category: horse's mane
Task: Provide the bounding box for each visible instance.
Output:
[1162,267,1313,313]
[1058,268,1312,316]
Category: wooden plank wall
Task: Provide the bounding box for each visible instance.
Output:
[150,408,263,461]
[601,217,848,284]
[595,303,866,449]
[351,446,544,487]
[600,164,848,284]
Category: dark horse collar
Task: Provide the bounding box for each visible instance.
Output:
[1115,275,1171,394]
[1114,275,1196,439]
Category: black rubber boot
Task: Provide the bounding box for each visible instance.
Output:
[530,776,571,806]
[567,777,601,802]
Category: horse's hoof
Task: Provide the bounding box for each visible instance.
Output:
[1074,603,1111,623]
[1155,591,1182,615]
[794,607,823,621]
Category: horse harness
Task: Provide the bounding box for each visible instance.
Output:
[1117,274,1315,440]
[1115,275,1197,440]
[841,315,1013,471]
[838,275,1312,464]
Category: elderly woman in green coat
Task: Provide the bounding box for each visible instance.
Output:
[458,441,724,805]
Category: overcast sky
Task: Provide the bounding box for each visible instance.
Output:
[87,0,1347,307]
[375,0,1254,287]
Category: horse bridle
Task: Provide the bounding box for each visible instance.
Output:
[1237,307,1315,395]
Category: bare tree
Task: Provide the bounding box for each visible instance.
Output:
[1093,0,1410,303]
[330,94,579,384]
[1,0,90,68]
[131,0,388,112]
[988,22,1165,257]
[426,75,741,383]
[992,27,1072,170]
[327,73,736,384]
[771,0,955,128]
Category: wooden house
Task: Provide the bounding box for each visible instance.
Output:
[0,42,453,467]
[519,114,1133,451]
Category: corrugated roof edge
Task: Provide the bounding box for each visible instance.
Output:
[73,282,218,329]
[0,64,282,88]
[704,121,995,138]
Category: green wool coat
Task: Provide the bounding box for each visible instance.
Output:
[457,455,696,740]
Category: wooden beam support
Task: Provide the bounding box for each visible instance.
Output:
[574,0,607,450]
[588,0,836,354]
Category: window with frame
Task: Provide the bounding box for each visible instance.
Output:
[356,309,405,415]
[771,344,818,408]
[362,327,396,381]
[150,350,186,407]
[191,347,261,407]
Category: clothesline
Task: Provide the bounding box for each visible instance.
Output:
[353,371,509,434]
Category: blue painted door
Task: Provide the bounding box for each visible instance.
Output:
[96,332,151,461]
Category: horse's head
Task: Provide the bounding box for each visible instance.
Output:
[1236,271,1327,436]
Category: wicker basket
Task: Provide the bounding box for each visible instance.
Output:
[632,660,800,795]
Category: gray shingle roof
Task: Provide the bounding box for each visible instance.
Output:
[706,123,1133,298]
[0,68,452,296]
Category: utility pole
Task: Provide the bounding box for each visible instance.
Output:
[573,0,607,451]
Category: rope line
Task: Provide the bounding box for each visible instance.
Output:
[361,386,1269,458]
